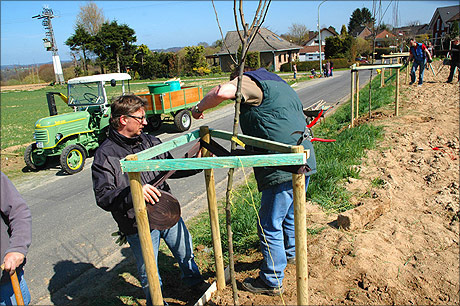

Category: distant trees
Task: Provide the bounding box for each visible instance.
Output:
[325,34,354,60]
[348,7,374,34]
[93,21,137,73]
[282,23,309,45]
[75,1,106,35]
[65,25,93,74]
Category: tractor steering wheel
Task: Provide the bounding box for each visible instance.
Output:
[83,93,99,103]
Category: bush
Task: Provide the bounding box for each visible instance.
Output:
[374,47,392,59]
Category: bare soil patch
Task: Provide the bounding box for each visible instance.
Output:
[209,63,459,305]
[1,83,49,92]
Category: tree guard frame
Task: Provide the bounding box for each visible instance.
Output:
[120,126,311,305]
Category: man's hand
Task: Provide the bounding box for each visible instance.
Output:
[142,184,161,204]
[2,252,25,275]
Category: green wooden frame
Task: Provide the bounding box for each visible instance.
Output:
[120,129,309,173]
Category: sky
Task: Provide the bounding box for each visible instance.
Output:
[1,0,457,66]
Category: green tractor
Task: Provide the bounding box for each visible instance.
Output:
[24,73,131,174]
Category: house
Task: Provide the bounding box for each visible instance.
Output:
[350,26,372,39]
[299,27,338,62]
[371,29,397,47]
[214,27,301,72]
[429,5,460,48]
[393,24,430,40]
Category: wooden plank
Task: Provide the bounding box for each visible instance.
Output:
[120,153,306,172]
[128,129,201,161]
[352,63,402,71]
[210,129,301,155]
[381,53,410,58]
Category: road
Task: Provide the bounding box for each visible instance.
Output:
[13,69,372,304]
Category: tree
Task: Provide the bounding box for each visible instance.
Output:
[340,25,348,37]
[183,45,208,76]
[93,21,137,73]
[282,23,309,45]
[76,1,106,35]
[325,35,353,60]
[65,25,93,74]
[348,7,374,34]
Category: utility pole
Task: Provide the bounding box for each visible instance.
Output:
[33,6,65,85]
[318,0,326,74]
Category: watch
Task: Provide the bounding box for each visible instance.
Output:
[193,104,202,114]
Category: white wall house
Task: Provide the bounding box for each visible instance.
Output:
[299,28,338,62]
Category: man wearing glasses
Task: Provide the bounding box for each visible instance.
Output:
[91,95,208,305]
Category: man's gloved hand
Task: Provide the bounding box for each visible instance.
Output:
[111,231,127,246]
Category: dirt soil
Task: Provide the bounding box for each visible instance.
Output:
[208,64,459,305]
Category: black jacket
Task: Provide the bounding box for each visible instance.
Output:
[91,128,199,235]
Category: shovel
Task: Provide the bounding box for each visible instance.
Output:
[1,264,24,305]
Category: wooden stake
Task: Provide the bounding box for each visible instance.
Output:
[292,145,308,306]
[126,154,163,306]
[395,68,400,116]
[200,126,226,291]
[350,69,355,128]
[406,61,410,84]
[381,67,385,87]
[356,69,360,120]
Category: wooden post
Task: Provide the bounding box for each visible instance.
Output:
[292,145,308,306]
[126,155,163,306]
[356,68,360,120]
[350,68,355,128]
[380,67,385,88]
[10,271,24,305]
[395,68,400,116]
[406,60,410,84]
[200,126,226,290]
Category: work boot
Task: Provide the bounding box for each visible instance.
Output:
[241,276,283,296]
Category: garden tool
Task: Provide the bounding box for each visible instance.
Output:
[0,264,24,305]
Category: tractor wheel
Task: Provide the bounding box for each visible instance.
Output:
[60,144,86,174]
[24,143,46,170]
[145,115,162,132]
[174,109,191,132]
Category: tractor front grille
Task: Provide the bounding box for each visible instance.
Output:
[34,130,49,143]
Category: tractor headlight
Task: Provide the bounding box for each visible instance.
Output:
[56,133,63,141]
[36,142,44,148]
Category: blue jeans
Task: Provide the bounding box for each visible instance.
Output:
[126,217,202,306]
[411,59,426,85]
[0,269,31,305]
[258,176,310,288]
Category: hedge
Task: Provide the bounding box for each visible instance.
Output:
[280,58,353,72]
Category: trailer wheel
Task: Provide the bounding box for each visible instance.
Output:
[24,143,46,170]
[60,144,86,174]
[174,109,191,131]
[146,115,162,131]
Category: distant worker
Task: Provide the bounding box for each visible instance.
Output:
[293,63,297,80]
[191,67,316,296]
[447,36,460,83]
[92,95,208,306]
[1,172,32,305]
[408,38,432,86]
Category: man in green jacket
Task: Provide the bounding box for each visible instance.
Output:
[192,68,316,295]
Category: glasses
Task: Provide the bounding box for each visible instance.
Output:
[126,114,147,122]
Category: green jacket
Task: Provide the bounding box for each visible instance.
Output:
[239,68,317,191]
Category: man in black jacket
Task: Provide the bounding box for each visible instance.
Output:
[92,95,207,305]
[447,36,460,83]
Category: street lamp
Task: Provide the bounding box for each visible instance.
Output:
[318,0,326,74]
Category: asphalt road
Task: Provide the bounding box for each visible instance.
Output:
[13,69,372,304]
